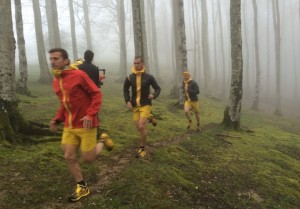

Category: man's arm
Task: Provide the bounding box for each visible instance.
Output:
[150,75,161,99]
[123,77,131,103]
[188,81,200,95]
[49,104,65,132]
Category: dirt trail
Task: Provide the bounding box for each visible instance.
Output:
[46,133,192,209]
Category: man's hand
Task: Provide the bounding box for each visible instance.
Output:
[49,121,58,132]
[80,115,93,129]
[127,101,133,110]
[148,93,154,100]
[99,74,105,81]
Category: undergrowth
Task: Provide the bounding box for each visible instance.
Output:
[0,74,299,209]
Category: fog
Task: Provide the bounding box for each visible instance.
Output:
[11,0,300,118]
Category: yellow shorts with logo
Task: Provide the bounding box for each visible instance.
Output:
[185,101,200,113]
[61,128,97,152]
[132,105,152,121]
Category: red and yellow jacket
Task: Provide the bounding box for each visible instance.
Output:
[51,68,102,129]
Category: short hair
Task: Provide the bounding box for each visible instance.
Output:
[48,48,69,60]
[84,50,94,62]
[134,55,143,63]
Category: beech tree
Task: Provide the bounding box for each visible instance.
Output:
[170,0,188,104]
[14,0,30,95]
[222,0,243,130]
[83,0,93,50]
[0,0,30,142]
[69,0,79,60]
[131,0,149,69]
[32,0,52,83]
[45,0,61,48]
[251,0,261,111]
[272,0,282,116]
[117,0,128,81]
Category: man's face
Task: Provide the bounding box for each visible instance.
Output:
[133,58,143,71]
[49,52,69,70]
[183,73,190,81]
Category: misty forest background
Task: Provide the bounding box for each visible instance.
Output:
[1,0,300,208]
[4,0,300,121]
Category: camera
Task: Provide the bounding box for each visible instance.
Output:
[98,68,106,87]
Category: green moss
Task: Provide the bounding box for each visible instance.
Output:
[0,78,299,208]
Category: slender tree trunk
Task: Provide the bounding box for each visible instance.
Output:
[191,0,199,80]
[251,0,261,110]
[131,0,149,69]
[218,0,227,98]
[14,0,30,95]
[83,0,93,50]
[32,0,52,84]
[266,0,271,97]
[201,0,211,96]
[169,0,188,104]
[69,0,78,60]
[222,0,243,130]
[212,0,218,97]
[148,0,159,78]
[45,0,61,48]
[195,0,202,85]
[242,0,250,98]
[116,0,128,81]
[272,0,282,116]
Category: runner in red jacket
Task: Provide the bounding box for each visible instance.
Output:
[48,48,112,202]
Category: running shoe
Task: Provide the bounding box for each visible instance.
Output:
[148,116,157,126]
[68,183,90,202]
[135,148,147,158]
[99,133,114,151]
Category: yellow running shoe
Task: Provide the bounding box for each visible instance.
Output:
[135,148,147,158]
[68,183,90,202]
[99,133,114,151]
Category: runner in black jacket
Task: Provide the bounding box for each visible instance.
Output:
[183,71,201,132]
[123,56,161,158]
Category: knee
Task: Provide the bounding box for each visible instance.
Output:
[82,150,96,163]
[82,155,95,163]
[64,153,76,164]
[138,123,146,131]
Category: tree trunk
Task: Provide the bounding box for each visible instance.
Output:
[217,0,227,99]
[14,0,30,96]
[69,0,78,60]
[171,0,188,105]
[148,0,159,78]
[45,0,61,48]
[201,0,211,96]
[242,0,250,98]
[222,0,243,130]
[251,0,261,111]
[83,0,93,50]
[131,0,149,69]
[117,0,128,82]
[32,0,52,84]
[0,0,28,143]
[191,0,199,80]
[272,0,282,116]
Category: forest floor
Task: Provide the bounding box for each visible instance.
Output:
[0,77,300,209]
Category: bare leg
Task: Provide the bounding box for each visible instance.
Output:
[195,112,200,126]
[194,112,201,131]
[184,105,192,129]
[63,144,83,182]
[81,142,104,163]
[134,118,148,147]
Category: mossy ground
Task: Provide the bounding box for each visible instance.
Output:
[0,73,299,209]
